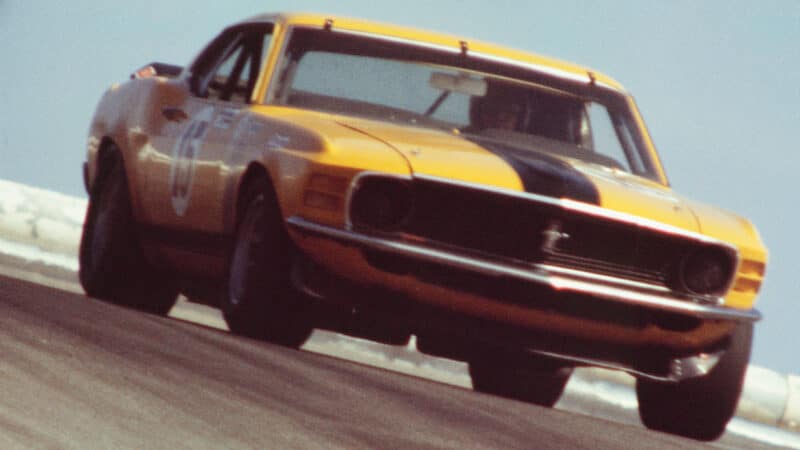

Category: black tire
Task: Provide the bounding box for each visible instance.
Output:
[636,323,753,441]
[79,148,178,315]
[469,355,572,407]
[222,178,313,347]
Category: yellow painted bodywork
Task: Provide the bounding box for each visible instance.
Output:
[85,12,767,352]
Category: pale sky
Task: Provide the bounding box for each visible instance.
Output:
[1,0,798,374]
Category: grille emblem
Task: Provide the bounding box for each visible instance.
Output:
[541,221,570,254]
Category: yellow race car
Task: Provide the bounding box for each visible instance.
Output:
[80,12,767,440]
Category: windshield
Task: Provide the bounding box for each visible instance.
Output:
[271,27,659,180]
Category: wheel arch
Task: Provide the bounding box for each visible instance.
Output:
[233,162,283,231]
[87,137,124,195]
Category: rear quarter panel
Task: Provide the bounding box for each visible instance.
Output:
[86,78,187,223]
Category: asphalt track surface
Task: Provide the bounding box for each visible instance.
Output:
[0,273,786,449]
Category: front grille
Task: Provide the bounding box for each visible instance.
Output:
[540,216,692,286]
[404,179,551,262]
[399,178,693,289]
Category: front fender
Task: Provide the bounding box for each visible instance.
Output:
[683,198,768,309]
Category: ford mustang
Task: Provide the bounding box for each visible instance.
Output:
[80,12,768,440]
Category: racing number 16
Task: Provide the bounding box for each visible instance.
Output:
[169,106,214,216]
[172,120,207,198]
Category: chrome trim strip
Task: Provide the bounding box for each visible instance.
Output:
[287,217,761,323]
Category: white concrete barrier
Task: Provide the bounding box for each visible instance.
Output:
[0,178,797,432]
[784,375,800,429]
[0,179,85,260]
[738,365,790,427]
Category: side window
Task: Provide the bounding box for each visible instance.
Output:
[207,41,252,102]
[188,25,273,103]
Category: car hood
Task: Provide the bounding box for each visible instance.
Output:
[335,117,702,233]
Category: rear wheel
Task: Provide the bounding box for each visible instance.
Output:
[469,354,572,407]
[636,323,753,441]
[222,178,313,347]
[78,148,178,315]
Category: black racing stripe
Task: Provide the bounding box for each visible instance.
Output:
[464,136,600,205]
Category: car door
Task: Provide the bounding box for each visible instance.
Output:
[140,24,274,267]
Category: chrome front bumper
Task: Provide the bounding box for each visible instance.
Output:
[287,217,761,324]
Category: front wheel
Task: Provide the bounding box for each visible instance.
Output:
[469,354,572,407]
[78,148,178,315]
[636,323,753,441]
[221,179,313,347]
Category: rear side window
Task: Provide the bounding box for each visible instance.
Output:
[188,24,273,103]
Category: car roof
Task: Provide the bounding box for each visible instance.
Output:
[238,12,626,93]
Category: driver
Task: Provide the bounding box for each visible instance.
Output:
[468,82,525,131]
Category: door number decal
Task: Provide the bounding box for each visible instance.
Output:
[169,106,214,216]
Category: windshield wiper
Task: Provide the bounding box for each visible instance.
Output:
[424,91,450,116]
